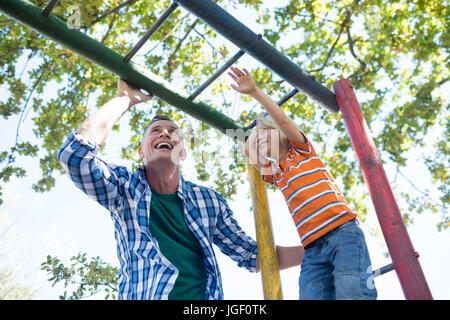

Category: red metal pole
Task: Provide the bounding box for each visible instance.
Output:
[333,79,433,300]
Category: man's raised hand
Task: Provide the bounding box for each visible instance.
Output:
[117,79,153,108]
[77,78,152,146]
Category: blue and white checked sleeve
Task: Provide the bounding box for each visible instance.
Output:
[213,193,258,272]
[57,131,129,213]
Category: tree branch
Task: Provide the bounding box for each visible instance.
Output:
[346,26,367,72]
[5,62,53,167]
[88,0,138,26]
[144,13,190,56]
[100,12,118,44]
[308,8,354,74]
[398,169,447,211]
[166,18,201,79]
[192,28,223,56]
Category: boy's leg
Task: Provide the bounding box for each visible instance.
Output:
[327,219,378,300]
[299,241,335,300]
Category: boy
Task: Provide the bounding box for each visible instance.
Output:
[229,66,377,300]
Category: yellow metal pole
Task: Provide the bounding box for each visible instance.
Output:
[247,161,283,300]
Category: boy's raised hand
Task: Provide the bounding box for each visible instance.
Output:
[228,66,258,95]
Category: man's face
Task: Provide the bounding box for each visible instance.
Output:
[138,120,186,165]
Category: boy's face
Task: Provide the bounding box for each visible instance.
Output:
[138,120,186,165]
[245,125,280,172]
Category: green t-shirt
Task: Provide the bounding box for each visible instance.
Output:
[148,189,207,300]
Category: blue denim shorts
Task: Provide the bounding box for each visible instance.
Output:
[299,219,377,300]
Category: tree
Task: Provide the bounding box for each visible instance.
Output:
[0,0,448,231]
[0,189,37,300]
[40,253,118,300]
[0,269,35,300]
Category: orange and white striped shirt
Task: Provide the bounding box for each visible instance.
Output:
[263,137,357,248]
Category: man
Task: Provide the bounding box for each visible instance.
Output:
[58,78,303,300]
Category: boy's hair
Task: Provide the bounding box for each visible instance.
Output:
[253,112,287,142]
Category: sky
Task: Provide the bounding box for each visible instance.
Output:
[1,103,449,300]
[1,1,449,301]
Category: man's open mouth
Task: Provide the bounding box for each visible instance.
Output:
[155,141,173,150]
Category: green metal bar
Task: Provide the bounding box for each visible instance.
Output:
[175,0,340,113]
[373,263,395,278]
[42,0,59,17]
[245,88,300,130]
[123,2,179,63]
[189,49,246,100]
[0,0,242,135]
[277,88,299,106]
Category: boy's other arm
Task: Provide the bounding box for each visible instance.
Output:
[255,245,304,272]
[276,245,304,270]
[77,79,152,146]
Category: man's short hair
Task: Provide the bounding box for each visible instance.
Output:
[141,114,181,146]
[149,114,174,125]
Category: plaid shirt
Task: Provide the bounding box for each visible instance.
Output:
[58,132,258,300]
